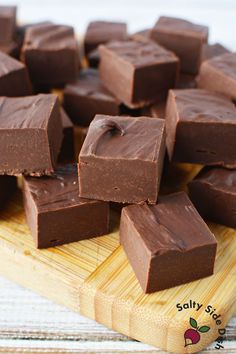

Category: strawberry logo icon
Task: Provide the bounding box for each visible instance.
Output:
[184,318,210,347]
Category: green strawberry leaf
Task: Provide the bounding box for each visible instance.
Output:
[190,318,198,328]
[199,326,210,333]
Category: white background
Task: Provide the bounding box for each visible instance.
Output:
[2,0,236,50]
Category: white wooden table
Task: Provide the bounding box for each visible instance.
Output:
[1,0,236,352]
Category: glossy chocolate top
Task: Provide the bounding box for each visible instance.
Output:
[169,89,236,123]
[0,94,58,129]
[80,114,165,160]
[0,51,25,76]
[24,24,77,50]
[201,52,236,81]
[192,167,236,195]
[24,164,96,212]
[154,16,208,39]
[122,192,216,256]
[85,21,127,43]
[64,69,119,103]
[99,39,178,68]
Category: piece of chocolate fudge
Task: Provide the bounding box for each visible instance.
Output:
[0,6,16,44]
[176,73,197,89]
[151,16,208,74]
[189,167,236,229]
[120,191,217,293]
[84,21,127,55]
[23,164,109,249]
[87,48,100,68]
[0,94,63,176]
[99,39,179,108]
[202,43,231,62]
[21,24,79,85]
[198,52,236,101]
[165,89,236,167]
[0,176,17,208]
[0,51,32,96]
[78,115,166,204]
[64,69,120,126]
[58,108,75,162]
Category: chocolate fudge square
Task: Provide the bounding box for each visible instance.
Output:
[0,51,32,96]
[0,6,16,44]
[64,69,120,126]
[78,115,166,204]
[120,192,217,293]
[0,94,63,176]
[99,39,179,108]
[84,21,127,55]
[202,43,231,62]
[151,16,208,74]
[198,52,236,101]
[23,164,109,249]
[189,167,236,229]
[21,24,79,85]
[0,175,17,208]
[165,89,236,167]
[58,108,75,162]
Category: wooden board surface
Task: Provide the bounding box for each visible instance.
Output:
[0,163,235,353]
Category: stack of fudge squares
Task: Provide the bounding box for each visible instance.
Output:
[0,6,236,293]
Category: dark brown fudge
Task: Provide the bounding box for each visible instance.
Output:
[21,24,79,85]
[120,191,217,293]
[165,89,236,167]
[0,176,17,208]
[0,94,63,176]
[0,51,32,96]
[58,108,75,162]
[198,52,236,101]
[189,167,236,229]
[0,6,16,44]
[84,21,127,55]
[78,115,166,204]
[87,48,100,68]
[176,73,197,89]
[151,16,208,74]
[202,43,231,62]
[23,164,109,248]
[64,69,120,126]
[99,39,179,108]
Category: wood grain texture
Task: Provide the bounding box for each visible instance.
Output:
[0,164,235,353]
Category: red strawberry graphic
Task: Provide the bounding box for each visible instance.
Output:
[184,318,210,347]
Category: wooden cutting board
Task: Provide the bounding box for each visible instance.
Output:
[0,163,235,354]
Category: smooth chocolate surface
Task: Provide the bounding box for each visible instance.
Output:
[58,108,75,162]
[202,43,231,62]
[198,52,236,101]
[0,6,16,44]
[0,175,17,208]
[99,39,179,108]
[79,114,166,204]
[23,164,109,248]
[84,21,127,55]
[0,94,63,176]
[64,69,120,126]
[0,51,32,96]
[120,191,217,293]
[166,89,236,166]
[151,16,208,74]
[189,167,236,229]
[22,24,79,85]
